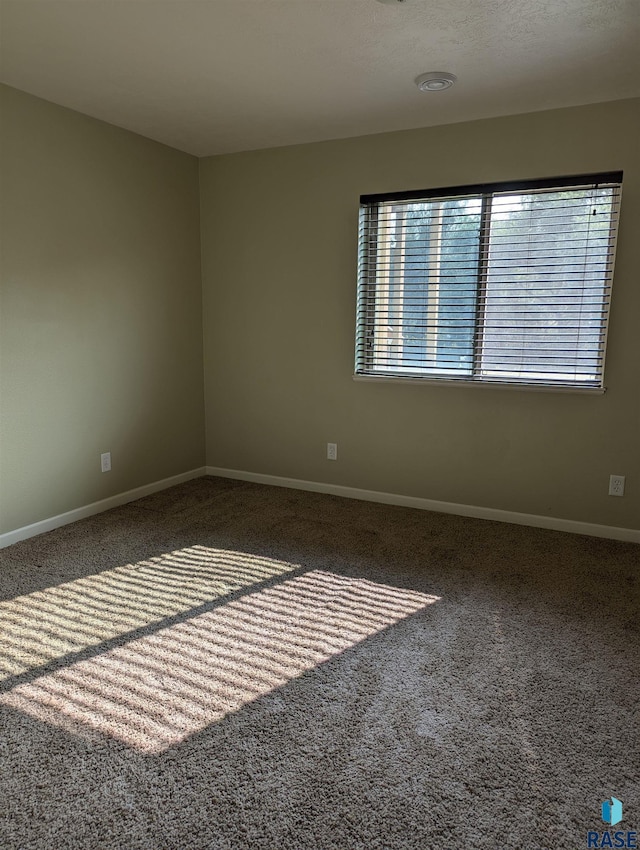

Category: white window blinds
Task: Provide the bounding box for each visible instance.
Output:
[356,173,622,389]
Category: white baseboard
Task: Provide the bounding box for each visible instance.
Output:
[0,467,208,550]
[206,466,640,544]
[2,464,637,549]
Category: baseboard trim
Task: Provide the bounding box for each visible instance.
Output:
[0,467,208,549]
[2,465,637,549]
[206,466,640,544]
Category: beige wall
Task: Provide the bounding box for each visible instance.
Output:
[200,99,640,530]
[2,90,637,537]
[0,85,205,534]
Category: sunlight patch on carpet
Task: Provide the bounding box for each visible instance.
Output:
[0,546,297,679]
[1,570,438,752]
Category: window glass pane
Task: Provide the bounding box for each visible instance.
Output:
[481,188,614,383]
[373,199,480,376]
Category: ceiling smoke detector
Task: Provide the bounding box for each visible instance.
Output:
[415,72,457,92]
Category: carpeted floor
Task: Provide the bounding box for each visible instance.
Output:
[0,476,638,850]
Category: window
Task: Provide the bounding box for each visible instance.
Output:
[356,173,622,390]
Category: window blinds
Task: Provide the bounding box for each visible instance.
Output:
[356,173,622,389]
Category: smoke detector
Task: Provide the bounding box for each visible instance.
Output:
[415,72,457,92]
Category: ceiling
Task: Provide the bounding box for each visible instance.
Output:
[1,0,639,157]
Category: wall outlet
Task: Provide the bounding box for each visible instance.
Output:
[327,442,338,461]
[101,452,112,473]
[608,474,625,496]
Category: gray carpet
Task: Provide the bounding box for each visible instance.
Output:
[1,476,638,850]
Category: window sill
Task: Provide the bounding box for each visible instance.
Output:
[353,374,606,394]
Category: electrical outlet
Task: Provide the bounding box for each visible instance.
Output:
[327,442,338,461]
[608,474,625,496]
[101,452,112,473]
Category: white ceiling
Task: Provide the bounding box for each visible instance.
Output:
[1,0,639,157]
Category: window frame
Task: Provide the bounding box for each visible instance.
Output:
[355,172,623,393]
